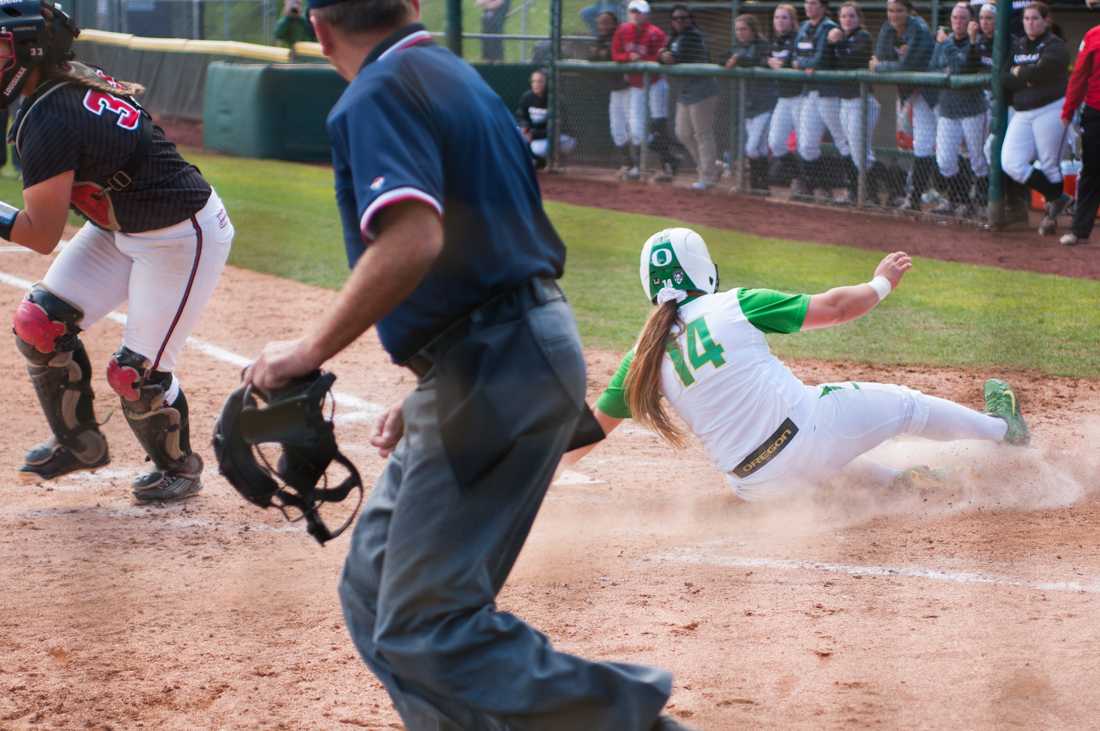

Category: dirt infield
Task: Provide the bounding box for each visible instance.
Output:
[540,172,1100,280]
[3,242,1100,729]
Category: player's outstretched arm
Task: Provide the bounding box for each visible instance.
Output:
[802,251,911,330]
[559,406,622,468]
[1,170,74,254]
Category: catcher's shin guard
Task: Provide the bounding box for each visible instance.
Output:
[108,347,202,500]
[13,287,108,480]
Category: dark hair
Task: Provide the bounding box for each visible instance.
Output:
[1025,1,1051,20]
[888,0,916,12]
[625,303,686,446]
[310,0,413,35]
[734,13,762,39]
[670,3,691,17]
[838,1,863,23]
[596,9,618,23]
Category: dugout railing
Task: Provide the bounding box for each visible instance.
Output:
[551,61,1003,223]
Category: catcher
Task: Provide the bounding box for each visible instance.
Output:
[2,1,233,501]
[563,228,1029,500]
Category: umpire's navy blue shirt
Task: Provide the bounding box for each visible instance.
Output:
[327,23,566,363]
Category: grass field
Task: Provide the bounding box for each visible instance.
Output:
[2,152,1096,377]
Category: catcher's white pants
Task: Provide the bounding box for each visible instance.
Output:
[840,96,880,169]
[40,190,233,372]
[797,91,849,160]
[727,381,1007,501]
[744,110,772,159]
[609,88,630,148]
[908,92,937,158]
[936,111,990,178]
[530,135,577,159]
[768,96,801,156]
[1002,97,1067,184]
[627,78,669,146]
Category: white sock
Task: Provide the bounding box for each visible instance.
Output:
[162,374,180,408]
[916,394,1008,442]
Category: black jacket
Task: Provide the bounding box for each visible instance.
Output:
[931,34,987,118]
[1003,31,1069,111]
[795,17,840,96]
[666,25,719,104]
[828,26,873,100]
[728,38,777,115]
[590,32,628,91]
[769,32,801,98]
[515,89,548,140]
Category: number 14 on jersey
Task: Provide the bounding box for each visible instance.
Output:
[666,316,726,387]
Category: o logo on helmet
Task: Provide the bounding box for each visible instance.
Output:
[651,247,673,267]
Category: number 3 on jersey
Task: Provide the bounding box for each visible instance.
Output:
[666,316,726,386]
[82,90,141,130]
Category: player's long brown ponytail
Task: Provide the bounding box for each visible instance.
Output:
[625,301,686,447]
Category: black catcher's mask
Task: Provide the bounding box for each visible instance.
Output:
[213,371,363,545]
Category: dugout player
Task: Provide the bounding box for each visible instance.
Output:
[765,4,802,187]
[563,228,1031,501]
[724,14,775,194]
[2,1,233,502]
[872,0,936,211]
[827,2,878,205]
[1001,2,1071,237]
[243,0,682,728]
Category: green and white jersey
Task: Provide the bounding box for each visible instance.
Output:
[596,287,811,473]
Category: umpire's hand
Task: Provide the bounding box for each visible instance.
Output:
[244,338,321,391]
[371,403,405,458]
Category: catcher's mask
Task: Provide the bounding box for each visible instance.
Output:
[0,1,79,109]
[213,371,363,545]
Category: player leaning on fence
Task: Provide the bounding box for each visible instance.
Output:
[872,0,936,210]
[826,1,879,205]
[765,4,803,187]
[724,14,776,194]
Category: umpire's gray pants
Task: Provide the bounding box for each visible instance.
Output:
[339,291,672,730]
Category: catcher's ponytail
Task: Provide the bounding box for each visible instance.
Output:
[625,301,686,447]
[51,61,145,97]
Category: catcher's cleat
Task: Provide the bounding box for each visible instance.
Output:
[132,453,203,503]
[19,432,110,483]
[984,378,1030,446]
[891,465,948,491]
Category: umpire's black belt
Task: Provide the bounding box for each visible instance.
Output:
[730,418,799,479]
[402,276,564,380]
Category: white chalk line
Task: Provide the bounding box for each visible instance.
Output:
[0,245,30,253]
[0,266,385,421]
[655,549,1100,595]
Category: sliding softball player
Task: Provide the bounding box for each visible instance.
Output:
[1,1,233,502]
[563,228,1029,500]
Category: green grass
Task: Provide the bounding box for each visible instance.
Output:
[2,151,1096,377]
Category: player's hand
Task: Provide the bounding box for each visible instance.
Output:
[898,43,909,57]
[245,338,321,392]
[968,21,979,42]
[725,55,738,68]
[868,56,879,71]
[874,251,912,289]
[370,403,405,458]
[659,50,674,64]
[936,27,948,43]
[1011,65,1021,77]
[629,51,641,61]
[828,28,843,44]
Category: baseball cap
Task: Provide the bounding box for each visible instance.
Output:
[628,0,650,14]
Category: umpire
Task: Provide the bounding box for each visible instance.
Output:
[244,0,679,728]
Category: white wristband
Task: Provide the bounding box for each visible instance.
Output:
[867,275,892,302]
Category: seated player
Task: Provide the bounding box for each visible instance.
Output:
[563,228,1029,500]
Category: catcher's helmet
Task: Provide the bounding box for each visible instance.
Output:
[0,1,79,109]
[639,227,719,304]
[213,371,363,545]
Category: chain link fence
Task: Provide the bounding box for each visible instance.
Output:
[553,61,1019,223]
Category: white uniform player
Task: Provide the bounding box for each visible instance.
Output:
[564,228,1030,499]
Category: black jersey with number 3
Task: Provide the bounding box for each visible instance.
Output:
[11,75,211,233]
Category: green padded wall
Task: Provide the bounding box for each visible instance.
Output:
[204,62,538,162]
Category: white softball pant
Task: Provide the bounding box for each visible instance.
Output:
[627,78,669,147]
[1002,97,1067,185]
[797,91,849,160]
[840,96,880,169]
[41,190,234,372]
[609,88,630,148]
[727,382,1007,501]
[768,96,801,156]
[936,111,990,178]
[744,110,772,159]
[909,92,937,158]
[531,135,577,158]
[983,107,1012,172]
